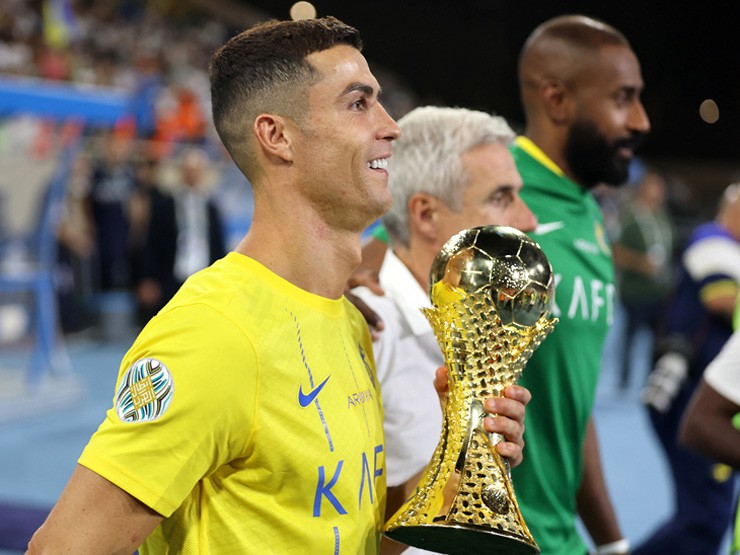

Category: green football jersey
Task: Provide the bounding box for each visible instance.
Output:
[510,137,616,555]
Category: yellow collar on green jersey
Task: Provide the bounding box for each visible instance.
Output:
[515,136,564,177]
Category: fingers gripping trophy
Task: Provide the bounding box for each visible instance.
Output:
[384,225,558,555]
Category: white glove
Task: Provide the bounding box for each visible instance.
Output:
[641,351,689,413]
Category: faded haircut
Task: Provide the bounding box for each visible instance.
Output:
[209,16,362,182]
[382,106,515,248]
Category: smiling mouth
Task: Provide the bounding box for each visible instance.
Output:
[368,158,389,170]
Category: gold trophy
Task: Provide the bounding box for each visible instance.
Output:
[384,225,558,554]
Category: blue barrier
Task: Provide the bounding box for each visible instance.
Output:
[0,76,130,125]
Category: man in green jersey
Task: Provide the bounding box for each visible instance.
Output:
[510,15,650,555]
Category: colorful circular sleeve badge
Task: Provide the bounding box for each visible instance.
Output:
[115,358,175,423]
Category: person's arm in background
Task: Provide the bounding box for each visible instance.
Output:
[643,238,739,413]
[680,328,740,468]
[703,290,738,322]
[680,380,740,467]
[346,265,386,339]
[612,242,659,278]
[686,227,740,323]
[577,418,629,554]
[27,465,162,554]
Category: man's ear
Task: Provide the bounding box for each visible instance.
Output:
[253,114,295,163]
[541,78,571,124]
[408,192,440,242]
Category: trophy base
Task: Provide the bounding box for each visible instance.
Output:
[385,523,539,555]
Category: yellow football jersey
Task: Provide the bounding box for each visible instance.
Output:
[79,252,386,553]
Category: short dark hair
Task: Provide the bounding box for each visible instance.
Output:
[518,15,632,113]
[523,14,628,55]
[209,16,362,180]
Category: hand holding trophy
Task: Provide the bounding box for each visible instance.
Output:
[384,225,558,554]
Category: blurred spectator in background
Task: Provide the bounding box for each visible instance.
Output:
[83,128,136,291]
[0,1,36,77]
[56,150,95,332]
[128,50,165,140]
[136,146,224,325]
[636,182,740,555]
[152,84,208,157]
[127,151,164,297]
[592,182,623,245]
[613,169,676,390]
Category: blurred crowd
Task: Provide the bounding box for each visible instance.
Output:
[0,0,237,335]
[0,0,727,350]
[0,0,226,149]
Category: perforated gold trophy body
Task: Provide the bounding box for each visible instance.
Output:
[384,225,558,555]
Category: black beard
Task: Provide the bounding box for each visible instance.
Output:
[564,119,643,189]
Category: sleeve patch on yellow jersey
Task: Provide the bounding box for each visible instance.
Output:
[115,358,175,423]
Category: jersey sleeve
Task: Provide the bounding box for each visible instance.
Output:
[683,235,740,296]
[78,304,259,517]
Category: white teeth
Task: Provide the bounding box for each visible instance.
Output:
[368,158,388,170]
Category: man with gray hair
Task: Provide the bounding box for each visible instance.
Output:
[353,105,536,555]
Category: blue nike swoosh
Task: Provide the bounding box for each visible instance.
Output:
[298,375,331,408]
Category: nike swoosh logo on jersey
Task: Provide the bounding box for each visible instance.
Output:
[298,375,331,408]
[533,221,565,236]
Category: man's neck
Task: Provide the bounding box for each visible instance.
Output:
[235,211,362,300]
[392,242,433,292]
[523,129,569,179]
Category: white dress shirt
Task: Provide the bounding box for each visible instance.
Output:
[174,188,210,282]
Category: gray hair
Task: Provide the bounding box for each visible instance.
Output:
[382,106,516,247]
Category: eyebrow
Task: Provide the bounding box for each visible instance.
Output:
[488,184,518,199]
[619,84,642,95]
[341,82,381,98]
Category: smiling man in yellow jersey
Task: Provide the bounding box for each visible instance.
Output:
[28,17,530,554]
